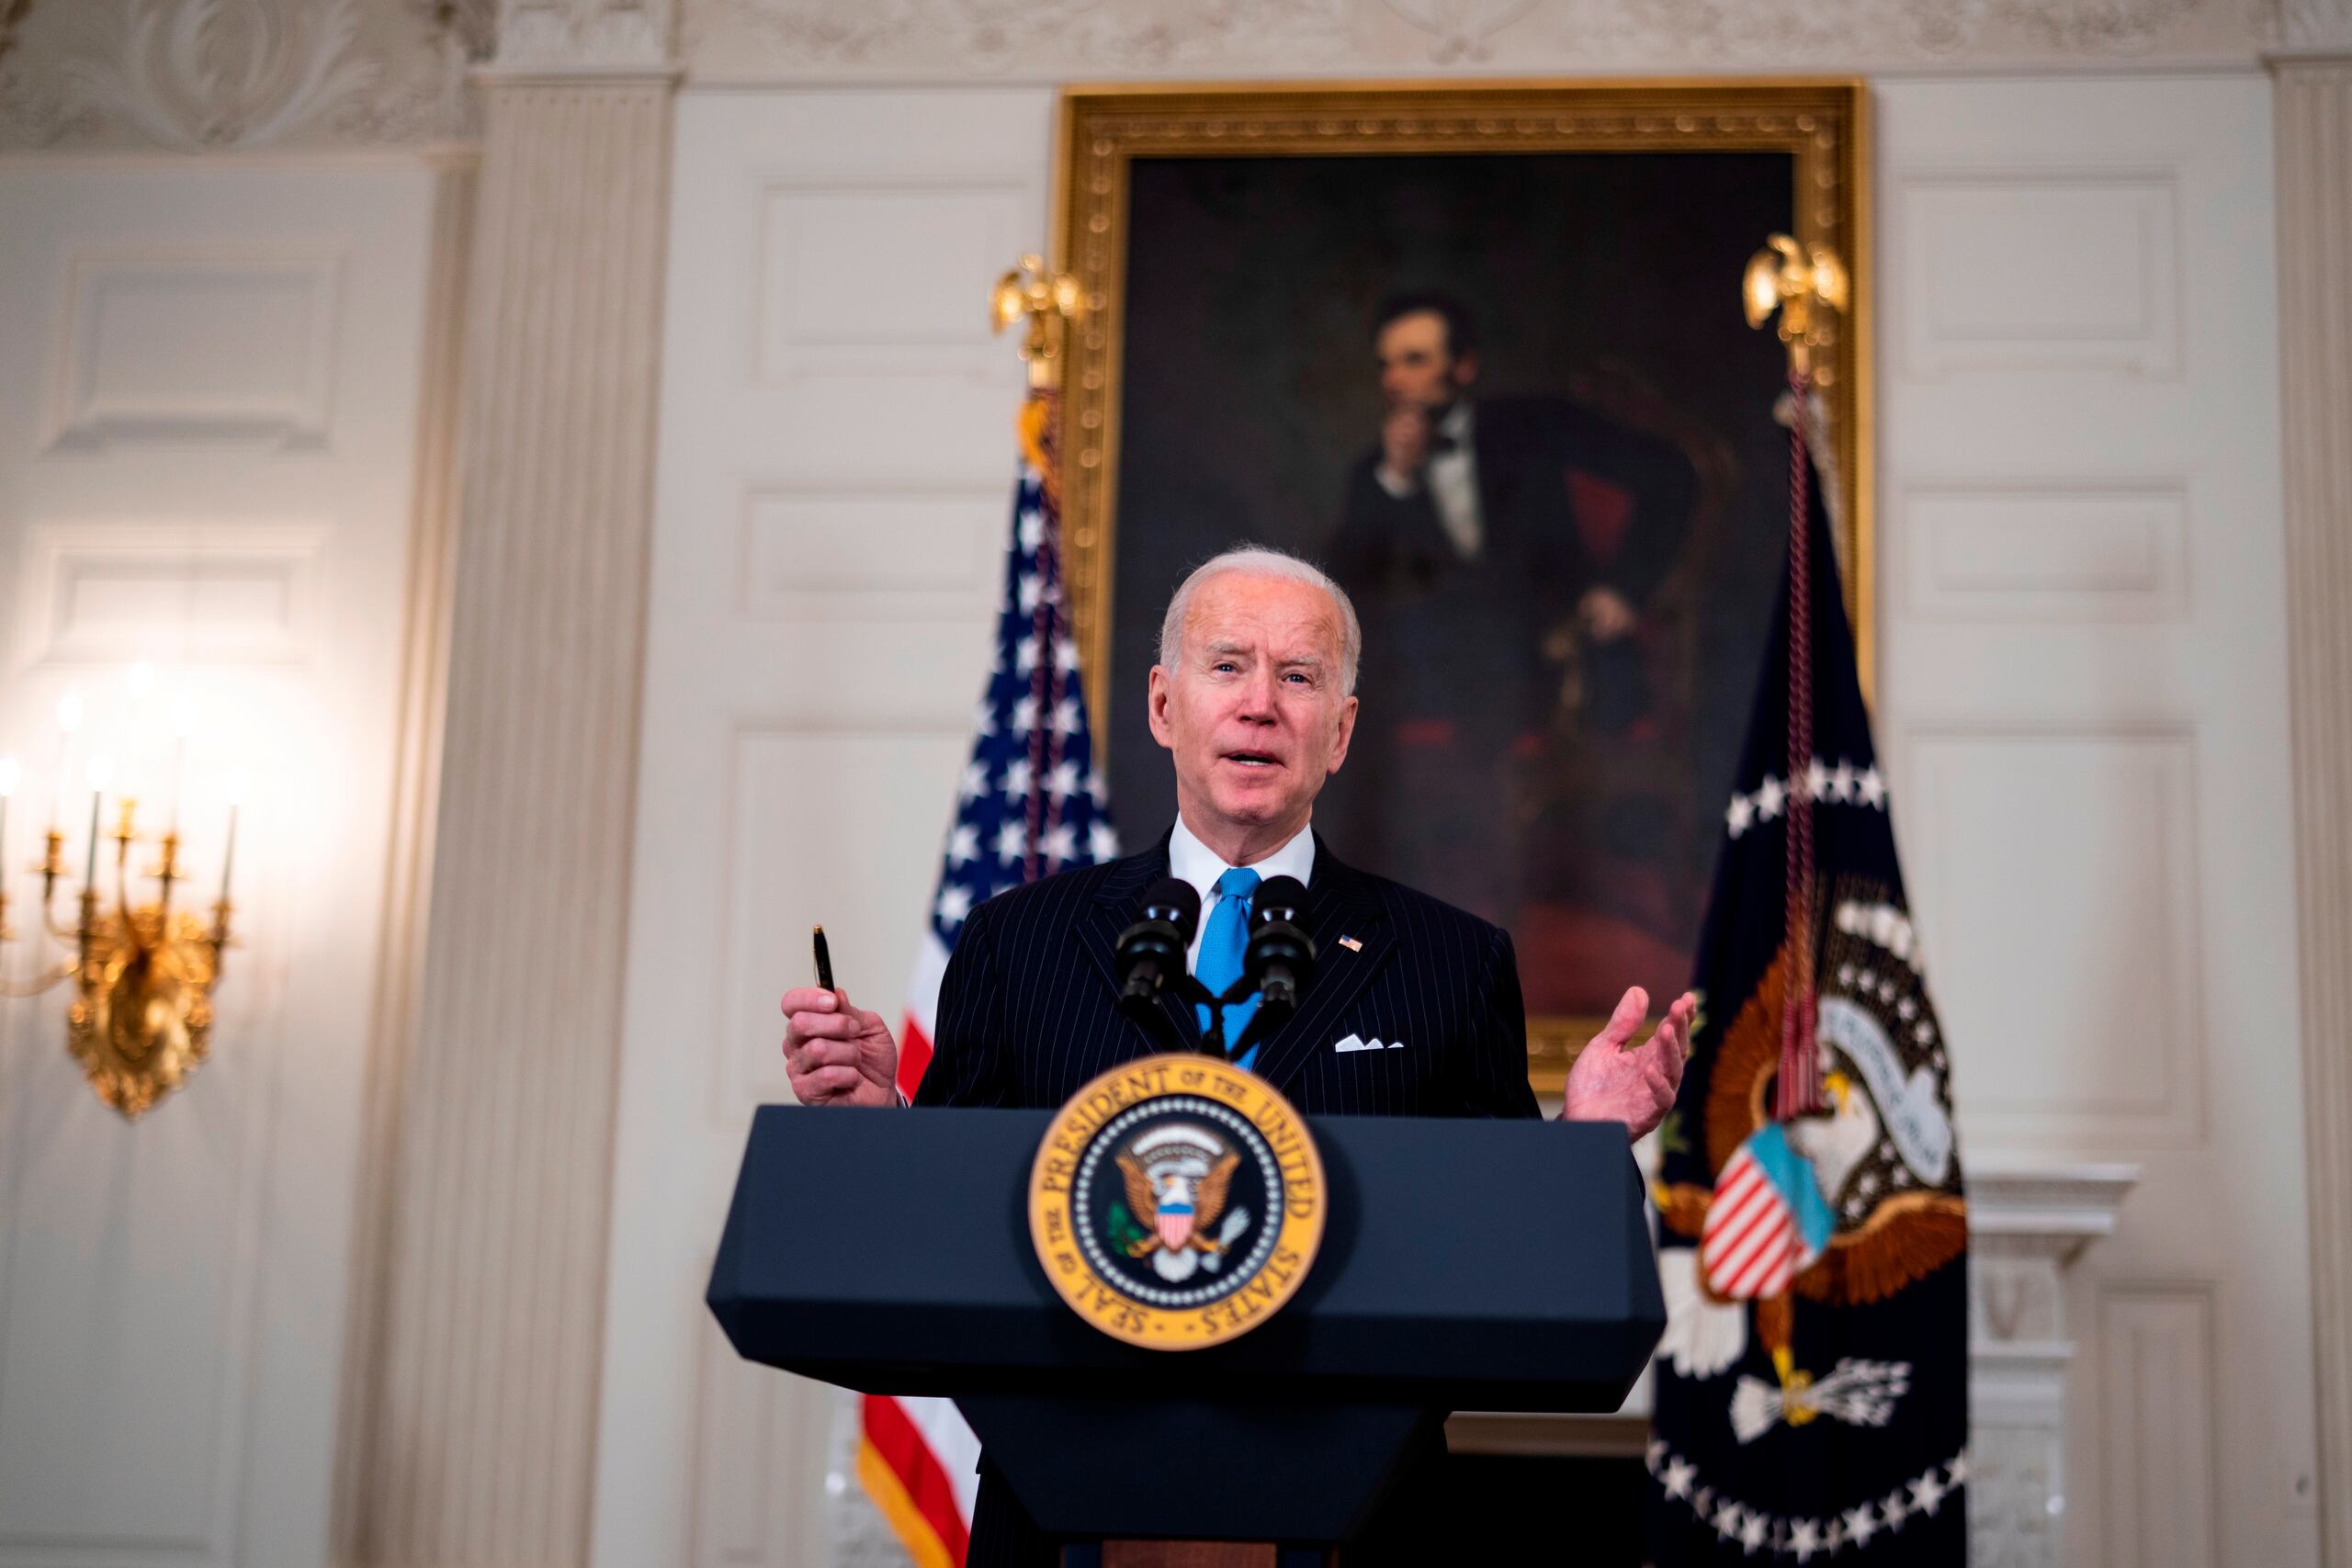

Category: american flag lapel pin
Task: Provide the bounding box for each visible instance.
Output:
[1338,935,1363,953]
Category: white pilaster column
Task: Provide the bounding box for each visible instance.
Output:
[1966,1164,2138,1568]
[2274,28,2352,1564]
[338,6,675,1560]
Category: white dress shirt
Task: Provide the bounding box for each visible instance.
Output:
[1167,813,1317,976]
[1374,400,1483,559]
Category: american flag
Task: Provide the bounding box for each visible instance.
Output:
[858,428,1118,1568]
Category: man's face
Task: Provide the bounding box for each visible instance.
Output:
[1148,572,1358,852]
[1375,310,1478,412]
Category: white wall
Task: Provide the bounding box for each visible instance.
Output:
[0,155,444,1568]
[1876,75,2318,1567]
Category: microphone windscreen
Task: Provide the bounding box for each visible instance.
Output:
[1140,876,1201,943]
[1250,875,1311,931]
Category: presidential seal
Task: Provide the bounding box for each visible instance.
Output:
[1028,1053,1325,1350]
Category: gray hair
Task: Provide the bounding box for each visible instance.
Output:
[1157,546,1362,696]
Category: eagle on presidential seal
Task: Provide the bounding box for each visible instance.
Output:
[1111,1123,1250,1283]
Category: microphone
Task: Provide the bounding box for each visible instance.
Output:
[1114,877,1200,1006]
[1243,874,1316,1013]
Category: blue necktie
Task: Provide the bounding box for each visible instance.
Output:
[1194,867,1261,1066]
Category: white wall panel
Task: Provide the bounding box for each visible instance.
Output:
[740,488,1001,618]
[1900,484,2189,621]
[1877,75,2316,1568]
[1898,172,2179,378]
[16,522,324,668]
[45,243,342,448]
[688,1322,831,1568]
[1909,729,2202,1145]
[754,182,1029,381]
[0,161,440,1568]
[2098,1286,2220,1568]
[0,1105,254,1556]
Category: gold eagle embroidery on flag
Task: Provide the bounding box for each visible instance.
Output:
[1656,933,1966,1316]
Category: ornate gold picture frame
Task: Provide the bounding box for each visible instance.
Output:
[1052,80,1870,1094]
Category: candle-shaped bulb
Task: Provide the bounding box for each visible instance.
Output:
[168,699,198,830]
[57,689,84,735]
[126,660,155,701]
[83,756,109,887]
[218,772,243,908]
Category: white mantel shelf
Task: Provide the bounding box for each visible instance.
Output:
[1967,1161,2141,1253]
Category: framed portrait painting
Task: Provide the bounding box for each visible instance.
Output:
[1052,80,1870,1091]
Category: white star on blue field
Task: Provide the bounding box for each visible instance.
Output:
[925,466,1118,947]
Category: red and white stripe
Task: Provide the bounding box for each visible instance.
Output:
[896,931,952,1100]
[857,1391,980,1568]
[1700,1146,1806,1301]
[854,930,974,1563]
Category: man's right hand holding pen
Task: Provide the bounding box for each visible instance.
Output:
[779,987,900,1106]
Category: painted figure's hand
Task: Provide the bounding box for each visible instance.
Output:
[780,987,899,1106]
[1379,403,1431,488]
[1562,986,1692,1141]
[1578,585,1639,643]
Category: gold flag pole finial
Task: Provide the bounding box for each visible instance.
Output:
[990,254,1084,391]
[1743,235,1849,382]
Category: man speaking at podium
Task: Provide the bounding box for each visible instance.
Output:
[780,547,1690,1562]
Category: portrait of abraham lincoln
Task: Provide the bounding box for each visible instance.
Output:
[1096,138,1840,1032]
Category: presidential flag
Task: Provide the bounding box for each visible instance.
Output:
[1646,390,1968,1563]
[857,396,1116,1568]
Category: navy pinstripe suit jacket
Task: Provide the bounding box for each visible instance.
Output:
[911,829,1540,1566]
[912,829,1540,1120]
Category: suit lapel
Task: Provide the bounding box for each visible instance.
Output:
[1247,835,1395,1095]
[1075,836,1206,1057]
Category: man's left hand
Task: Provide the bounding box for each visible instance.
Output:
[1562,987,1691,1141]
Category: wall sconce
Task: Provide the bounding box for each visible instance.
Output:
[0,673,243,1120]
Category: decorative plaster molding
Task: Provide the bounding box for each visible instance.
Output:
[679,0,2284,80]
[2280,0,2352,50]
[0,0,30,64]
[0,0,492,152]
[684,0,1357,78]
[492,0,673,72]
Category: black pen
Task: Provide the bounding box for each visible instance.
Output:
[813,925,835,993]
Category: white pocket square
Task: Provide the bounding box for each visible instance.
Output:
[1332,1033,1405,1053]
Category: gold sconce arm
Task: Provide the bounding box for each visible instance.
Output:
[34,829,80,945]
[0,950,77,998]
